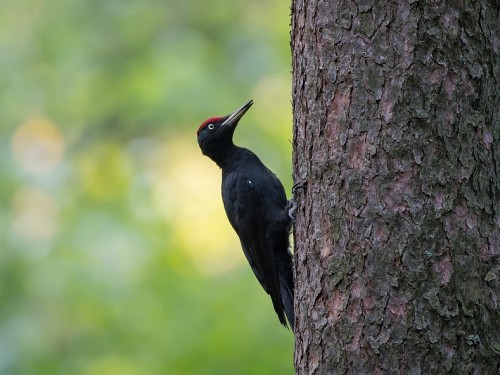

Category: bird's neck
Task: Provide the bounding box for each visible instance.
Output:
[209,143,245,170]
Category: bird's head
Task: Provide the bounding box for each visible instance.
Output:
[197,100,253,160]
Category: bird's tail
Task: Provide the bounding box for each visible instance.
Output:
[279,272,295,330]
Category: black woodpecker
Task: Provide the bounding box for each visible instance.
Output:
[196,100,295,329]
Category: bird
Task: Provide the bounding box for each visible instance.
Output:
[196,99,295,329]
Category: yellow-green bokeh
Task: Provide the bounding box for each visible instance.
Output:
[1,0,294,374]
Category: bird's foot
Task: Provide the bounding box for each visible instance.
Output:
[287,181,307,221]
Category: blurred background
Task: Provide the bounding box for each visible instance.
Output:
[0,0,294,374]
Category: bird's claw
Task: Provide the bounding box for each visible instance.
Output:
[287,181,307,221]
[292,181,307,195]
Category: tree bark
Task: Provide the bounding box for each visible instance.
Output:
[291,1,499,374]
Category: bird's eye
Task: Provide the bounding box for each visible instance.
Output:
[207,124,215,130]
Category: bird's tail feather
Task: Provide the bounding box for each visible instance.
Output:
[279,273,295,331]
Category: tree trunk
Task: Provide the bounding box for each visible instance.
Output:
[291,1,499,374]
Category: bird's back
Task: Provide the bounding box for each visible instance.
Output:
[221,147,294,327]
[221,148,287,230]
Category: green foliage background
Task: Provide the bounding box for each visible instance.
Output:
[1,0,294,374]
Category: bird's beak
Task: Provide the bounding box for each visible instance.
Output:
[221,99,254,128]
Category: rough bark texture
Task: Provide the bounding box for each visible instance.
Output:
[291,1,499,374]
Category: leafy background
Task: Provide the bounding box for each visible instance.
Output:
[0,0,294,374]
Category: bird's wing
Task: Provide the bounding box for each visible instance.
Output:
[224,174,287,326]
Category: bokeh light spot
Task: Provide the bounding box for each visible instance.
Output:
[11,118,65,175]
[79,143,133,200]
[10,187,58,245]
[149,138,243,276]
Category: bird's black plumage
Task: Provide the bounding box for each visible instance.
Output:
[197,100,294,329]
